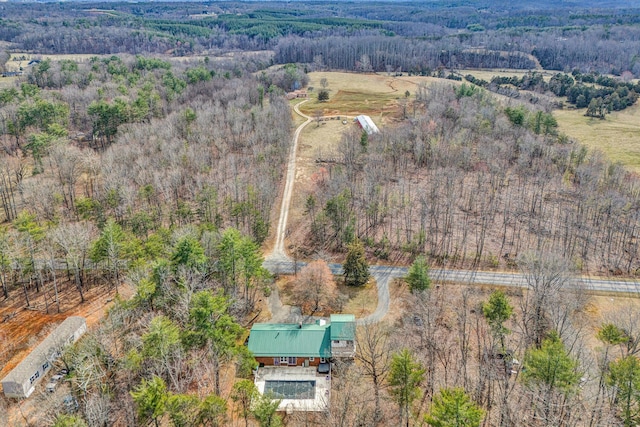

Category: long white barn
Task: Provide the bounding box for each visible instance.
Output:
[355,115,380,135]
[1,316,86,398]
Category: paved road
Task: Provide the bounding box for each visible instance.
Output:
[264,258,640,323]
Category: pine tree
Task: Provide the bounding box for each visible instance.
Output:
[522,331,579,393]
[389,349,425,427]
[425,387,484,427]
[130,376,168,427]
[482,290,513,350]
[343,238,369,287]
[318,89,329,102]
[608,355,640,427]
[405,255,431,293]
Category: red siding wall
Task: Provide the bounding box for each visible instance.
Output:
[255,357,322,367]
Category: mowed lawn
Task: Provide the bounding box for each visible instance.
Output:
[555,104,640,172]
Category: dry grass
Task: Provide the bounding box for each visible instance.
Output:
[338,279,378,317]
[555,104,640,172]
[284,120,349,250]
[275,274,377,317]
[300,71,439,118]
[459,68,555,82]
[7,53,104,72]
[0,76,18,89]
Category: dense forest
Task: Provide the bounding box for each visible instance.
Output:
[2,1,640,76]
[2,1,640,426]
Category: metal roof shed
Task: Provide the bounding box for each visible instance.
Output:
[355,115,380,135]
[1,316,87,398]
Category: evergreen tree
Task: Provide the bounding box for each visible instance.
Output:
[130,376,168,427]
[171,235,206,271]
[252,392,283,427]
[185,290,243,395]
[425,387,484,427]
[318,89,329,102]
[405,255,431,293]
[482,290,513,350]
[91,218,126,292]
[198,394,228,426]
[343,238,369,287]
[232,379,258,427]
[217,228,269,303]
[166,393,200,427]
[389,348,425,427]
[608,355,640,427]
[522,331,580,393]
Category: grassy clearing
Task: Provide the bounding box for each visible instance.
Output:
[459,68,555,82]
[7,53,105,72]
[338,279,378,317]
[461,68,640,172]
[555,104,640,172]
[0,76,18,89]
[300,71,438,118]
[285,120,348,247]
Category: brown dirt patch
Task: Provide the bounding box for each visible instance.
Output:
[0,277,131,384]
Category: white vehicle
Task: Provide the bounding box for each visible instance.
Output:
[45,382,57,393]
[51,374,63,382]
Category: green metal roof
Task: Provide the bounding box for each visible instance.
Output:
[330,314,356,341]
[248,323,331,358]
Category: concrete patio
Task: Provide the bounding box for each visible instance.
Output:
[254,366,330,412]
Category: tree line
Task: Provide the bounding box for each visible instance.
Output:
[482,71,640,117]
[1,2,640,77]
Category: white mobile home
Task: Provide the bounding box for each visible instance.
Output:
[1,316,87,398]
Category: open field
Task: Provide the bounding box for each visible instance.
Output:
[458,68,555,82]
[555,104,640,172]
[0,76,18,89]
[285,119,348,254]
[6,53,105,72]
[300,71,439,119]
[447,69,640,172]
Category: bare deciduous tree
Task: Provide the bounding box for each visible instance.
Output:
[292,259,337,313]
[518,251,574,348]
[357,321,393,422]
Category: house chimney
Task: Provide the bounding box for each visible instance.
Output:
[298,322,302,329]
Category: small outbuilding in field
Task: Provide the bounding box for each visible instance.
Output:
[1,316,87,398]
[355,115,380,135]
[286,90,308,100]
